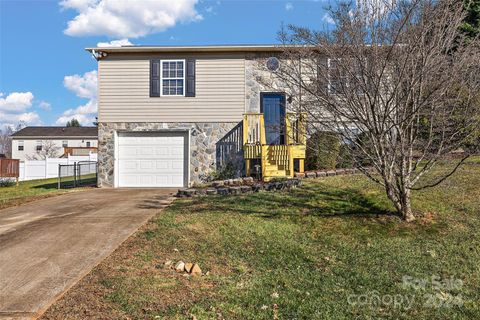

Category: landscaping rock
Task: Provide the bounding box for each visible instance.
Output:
[242,176,254,183]
[217,188,229,195]
[229,186,242,195]
[176,188,188,197]
[196,189,206,196]
[265,183,276,191]
[206,188,217,195]
[164,260,173,268]
[252,184,264,192]
[212,180,224,187]
[184,189,197,197]
[275,182,284,190]
[227,179,234,185]
[190,263,202,276]
[232,178,243,185]
[240,185,252,193]
[175,261,185,273]
[326,170,336,176]
[316,171,327,177]
[336,169,346,175]
[184,262,194,273]
[294,172,306,178]
[306,172,317,178]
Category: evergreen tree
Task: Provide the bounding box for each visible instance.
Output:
[66,118,81,127]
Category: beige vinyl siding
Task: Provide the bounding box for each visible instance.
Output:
[98,54,246,122]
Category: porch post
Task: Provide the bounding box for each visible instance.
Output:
[245,159,251,177]
[299,159,305,173]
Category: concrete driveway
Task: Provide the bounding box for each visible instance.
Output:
[0,188,176,319]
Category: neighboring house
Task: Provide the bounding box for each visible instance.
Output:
[10,127,98,161]
[88,45,307,188]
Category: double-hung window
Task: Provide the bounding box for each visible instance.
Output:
[18,141,24,151]
[62,140,68,147]
[36,140,42,151]
[161,60,185,96]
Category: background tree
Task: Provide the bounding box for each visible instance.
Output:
[66,118,81,127]
[0,122,26,158]
[270,0,480,221]
[0,127,13,157]
[460,0,480,39]
[26,140,61,160]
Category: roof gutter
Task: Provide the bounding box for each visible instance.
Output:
[85,44,286,54]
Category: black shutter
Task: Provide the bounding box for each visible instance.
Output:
[150,59,160,97]
[185,58,196,97]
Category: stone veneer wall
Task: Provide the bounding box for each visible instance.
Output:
[97,122,241,187]
[245,53,300,113]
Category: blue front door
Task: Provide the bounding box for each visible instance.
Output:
[261,93,286,145]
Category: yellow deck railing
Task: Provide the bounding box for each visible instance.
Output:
[243,112,306,180]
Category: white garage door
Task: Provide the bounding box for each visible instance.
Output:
[117,132,187,187]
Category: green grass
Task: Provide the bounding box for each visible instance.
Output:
[45,159,480,319]
[0,175,95,209]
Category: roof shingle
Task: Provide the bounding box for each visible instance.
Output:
[10,126,98,138]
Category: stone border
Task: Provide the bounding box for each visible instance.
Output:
[176,167,367,197]
[294,167,364,179]
[177,178,302,197]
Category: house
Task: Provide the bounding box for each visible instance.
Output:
[10,126,98,161]
[87,45,307,188]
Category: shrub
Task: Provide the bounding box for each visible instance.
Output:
[337,144,354,168]
[306,131,341,170]
[202,160,237,182]
[0,178,16,187]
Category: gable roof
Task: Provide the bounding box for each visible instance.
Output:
[10,126,98,138]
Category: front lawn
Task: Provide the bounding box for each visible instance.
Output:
[43,160,480,319]
[0,177,90,210]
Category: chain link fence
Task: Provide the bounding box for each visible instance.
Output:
[58,161,98,189]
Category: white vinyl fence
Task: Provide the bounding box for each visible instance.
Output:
[19,153,97,181]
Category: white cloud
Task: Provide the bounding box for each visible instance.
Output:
[0,92,40,129]
[97,38,132,47]
[285,2,293,11]
[322,13,335,24]
[63,70,97,100]
[0,112,41,125]
[57,70,98,126]
[61,0,203,38]
[38,101,52,111]
[0,92,34,112]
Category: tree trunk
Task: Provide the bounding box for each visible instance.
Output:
[385,181,415,222]
[399,189,415,222]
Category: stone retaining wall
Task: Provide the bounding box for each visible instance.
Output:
[176,167,366,197]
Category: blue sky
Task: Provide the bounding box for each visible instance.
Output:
[0,0,331,129]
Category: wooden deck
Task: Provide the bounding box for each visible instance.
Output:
[243,112,306,181]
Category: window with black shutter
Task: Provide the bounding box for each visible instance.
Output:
[150,58,195,97]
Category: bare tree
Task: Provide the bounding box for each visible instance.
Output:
[27,140,62,160]
[0,126,13,157]
[269,0,480,221]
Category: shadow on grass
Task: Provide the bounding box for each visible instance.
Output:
[31,178,97,190]
[180,182,397,220]
[32,181,60,190]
